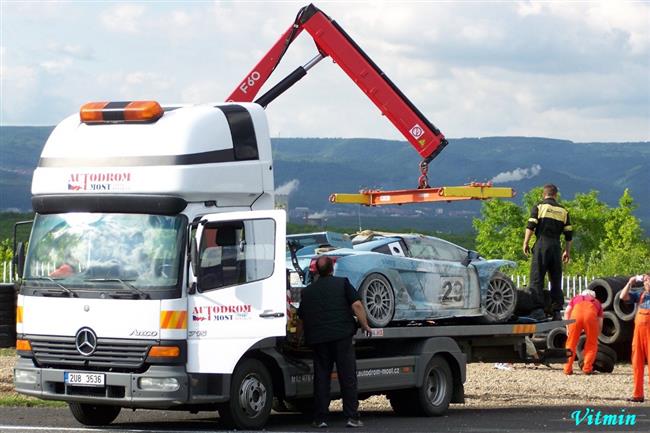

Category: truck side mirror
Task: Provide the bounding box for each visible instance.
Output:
[15,242,26,279]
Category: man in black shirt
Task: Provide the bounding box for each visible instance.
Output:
[298,256,372,428]
[523,184,573,321]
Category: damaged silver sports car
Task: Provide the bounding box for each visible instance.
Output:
[299,231,517,327]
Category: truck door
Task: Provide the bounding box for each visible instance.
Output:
[187,210,286,373]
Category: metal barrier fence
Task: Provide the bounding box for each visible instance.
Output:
[511,274,594,301]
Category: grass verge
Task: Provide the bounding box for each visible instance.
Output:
[0,348,16,357]
[0,393,67,408]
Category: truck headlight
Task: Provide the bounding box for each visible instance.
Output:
[138,377,179,392]
[14,369,38,384]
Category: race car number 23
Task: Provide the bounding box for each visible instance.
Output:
[440,278,464,305]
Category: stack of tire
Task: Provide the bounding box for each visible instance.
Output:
[590,276,636,361]
[544,276,635,372]
[0,283,17,348]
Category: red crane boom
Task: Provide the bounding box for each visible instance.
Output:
[227,4,448,187]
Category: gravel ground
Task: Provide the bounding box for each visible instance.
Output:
[2,353,644,408]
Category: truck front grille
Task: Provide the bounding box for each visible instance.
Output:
[29,335,153,372]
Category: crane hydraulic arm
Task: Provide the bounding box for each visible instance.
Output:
[227,3,447,187]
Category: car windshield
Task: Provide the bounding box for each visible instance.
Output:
[24,213,185,295]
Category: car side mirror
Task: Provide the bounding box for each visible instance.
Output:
[461,251,472,267]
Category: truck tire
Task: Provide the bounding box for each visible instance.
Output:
[68,403,121,426]
[588,277,627,310]
[415,355,453,416]
[359,273,395,328]
[218,358,273,430]
[579,350,615,373]
[387,389,419,416]
[598,311,630,345]
[613,292,637,322]
[482,272,517,323]
[546,327,567,350]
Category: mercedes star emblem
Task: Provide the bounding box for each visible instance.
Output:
[75,327,97,356]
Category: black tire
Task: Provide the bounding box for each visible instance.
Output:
[387,389,419,416]
[594,351,616,373]
[359,273,395,328]
[599,311,630,345]
[68,403,121,426]
[588,277,627,310]
[415,355,453,416]
[598,344,618,363]
[218,358,273,430]
[546,327,567,350]
[482,272,517,323]
[580,350,615,373]
[613,292,637,322]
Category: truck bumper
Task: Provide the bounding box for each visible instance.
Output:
[14,358,189,408]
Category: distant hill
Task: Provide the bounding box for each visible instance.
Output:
[1,127,648,233]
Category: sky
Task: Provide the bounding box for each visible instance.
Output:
[1,1,649,142]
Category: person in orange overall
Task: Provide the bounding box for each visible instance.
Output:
[620,273,650,403]
[563,289,603,375]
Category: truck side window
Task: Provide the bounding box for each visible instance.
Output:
[198,218,275,291]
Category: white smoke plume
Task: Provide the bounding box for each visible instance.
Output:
[490,164,541,183]
[275,179,300,195]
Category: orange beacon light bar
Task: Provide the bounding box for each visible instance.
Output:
[80,101,164,124]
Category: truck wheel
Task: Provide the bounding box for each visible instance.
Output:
[68,403,121,426]
[218,358,273,430]
[482,272,517,323]
[415,355,453,416]
[387,389,418,416]
[359,273,395,328]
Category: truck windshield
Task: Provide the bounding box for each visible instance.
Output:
[23,213,185,297]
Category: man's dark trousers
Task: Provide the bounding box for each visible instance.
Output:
[312,336,358,422]
[529,237,564,311]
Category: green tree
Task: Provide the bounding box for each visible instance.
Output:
[474,187,650,278]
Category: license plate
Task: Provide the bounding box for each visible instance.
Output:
[64,372,105,387]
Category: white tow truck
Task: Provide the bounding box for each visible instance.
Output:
[13,4,566,430]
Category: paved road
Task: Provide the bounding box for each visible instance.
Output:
[0,405,649,433]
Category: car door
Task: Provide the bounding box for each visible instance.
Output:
[187,210,286,374]
[404,236,472,316]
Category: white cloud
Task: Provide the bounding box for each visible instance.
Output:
[40,59,72,74]
[101,4,146,34]
[1,2,648,141]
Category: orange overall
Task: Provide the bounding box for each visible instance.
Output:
[564,298,601,375]
[632,293,650,399]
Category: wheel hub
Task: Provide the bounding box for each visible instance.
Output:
[239,374,267,417]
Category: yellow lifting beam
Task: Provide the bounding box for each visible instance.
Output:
[329,182,515,206]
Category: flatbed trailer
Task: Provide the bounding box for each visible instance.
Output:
[265,320,569,417]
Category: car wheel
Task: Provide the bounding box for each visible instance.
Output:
[483,272,517,323]
[359,273,395,328]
